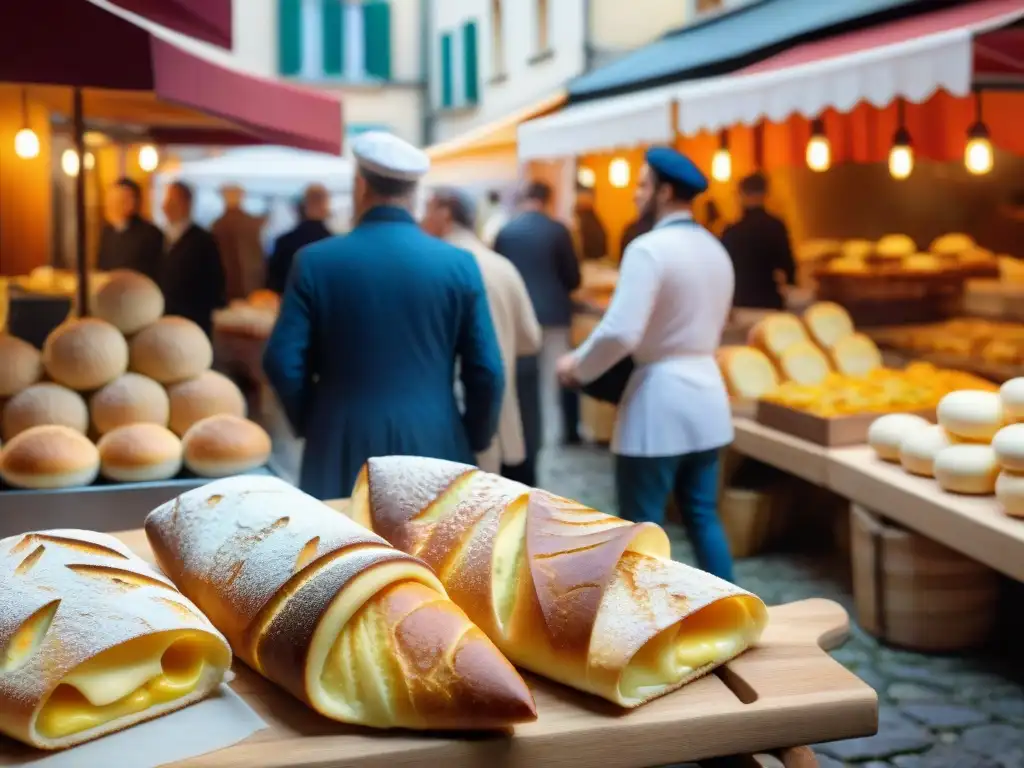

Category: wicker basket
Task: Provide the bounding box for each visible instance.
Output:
[851,504,998,651]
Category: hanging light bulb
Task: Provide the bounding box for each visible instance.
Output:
[84,151,95,171]
[61,148,81,177]
[805,118,831,172]
[711,129,731,183]
[138,144,160,172]
[13,89,39,159]
[964,91,993,176]
[577,166,596,188]
[888,100,913,180]
[608,158,630,189]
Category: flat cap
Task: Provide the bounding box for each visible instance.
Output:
[645,147,708,196]
[352,131,430,182]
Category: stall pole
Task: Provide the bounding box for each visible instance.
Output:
[72,87,89,316]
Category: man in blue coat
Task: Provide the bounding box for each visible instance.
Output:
[262,132,505,499]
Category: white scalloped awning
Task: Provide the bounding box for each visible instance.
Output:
[674,0,1024,135]
[517,83,679,161]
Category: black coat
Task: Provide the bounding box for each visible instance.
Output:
[160,224,227,336]
[266,219,332,294]
[720,207,796,310]
[97,217,165,282]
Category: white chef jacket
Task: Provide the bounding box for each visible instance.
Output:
[572,211,735,457]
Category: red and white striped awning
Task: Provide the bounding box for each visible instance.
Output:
[674,0,1024,135]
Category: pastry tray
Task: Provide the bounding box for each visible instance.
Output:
[77,530,877,768]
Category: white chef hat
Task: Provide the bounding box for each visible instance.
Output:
[352,131,430,182]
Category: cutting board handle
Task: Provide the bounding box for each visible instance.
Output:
[757,598,850,650]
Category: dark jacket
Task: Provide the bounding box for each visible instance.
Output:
[576,208,608,261]
[262,206,505,499]
[720,207,796,310]
[160,224,227,336]
[266,219,332,294]
[97,216,164,281]
[494,211,581,327]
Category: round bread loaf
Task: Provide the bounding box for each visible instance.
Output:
[89,373,170,435]
[829,333,883,378]
[934,444,999,495]
[996,471,1024,518]
[129,316,213,384]
[841,239,874,261]
[776,341,831,386]
[930,233,975,257]
[0,334,43,397]
[902,253,943,273]
[937,390,1004,443]
[2,383,89,442]
[97,423,182,483]
[748,313,808,360]
[1000,377,1024,423]
[869,413,930,462]
[167,371,247,436]
[93,269,165,335]
[182,415,271,477]
[875,234,917,259]
[43,318,129,391]
[993,423,1024,472]
[0,425,99,489]
[900,424,953,477]
[802,302,853,350]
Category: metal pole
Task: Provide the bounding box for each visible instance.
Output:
[72,87,89,316]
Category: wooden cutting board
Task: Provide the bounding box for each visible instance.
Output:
[92,529,878,768]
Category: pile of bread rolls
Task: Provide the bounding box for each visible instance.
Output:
[819,233,998,277]
[0,270,271,491]
[212,289,280,339]
[868,378,1024,515]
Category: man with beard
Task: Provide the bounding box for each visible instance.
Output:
[556,146,736,581]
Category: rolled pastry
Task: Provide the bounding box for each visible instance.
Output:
[144,475,535,731]
[351,457,768,708]
[0,529,231,750]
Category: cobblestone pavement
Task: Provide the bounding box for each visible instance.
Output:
[539,444,1024,768]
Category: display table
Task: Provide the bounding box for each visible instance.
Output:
[110,529,876,767]
[731,419,831,486]
[829,447,1024,581]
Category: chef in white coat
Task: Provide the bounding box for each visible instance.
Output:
[557,147,736,581]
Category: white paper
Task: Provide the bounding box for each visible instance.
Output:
[0,685,267,768]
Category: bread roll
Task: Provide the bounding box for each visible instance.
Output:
[0,334,43,397]
[934,444,999,495]
[145,476,536,730]
[802,302,853,349]
[996,471,1024,517]
[97,424,182,483]
[869,413,930,462]
[993,423,1024,472]
[716,346,779,400]
[129,317,213,384]
[2,384,88,442]
[937,390,1004,443]
[181,415,271,477]
[900,424,953,477]
[167,371,247,437]
[841,239,874,261]
[0,529,231,749]
[351,457,768,708]
[1000,377,1024,423]
[829,333,883,377]
[0,425,99,490]
[930,233,974,257]
[43,319,129,392]
[748,313,808,361]
[902,254,942,273]
[875,234,917,259]
[92,270,164,335]
[777,341,831,386]
[89,373,170,436]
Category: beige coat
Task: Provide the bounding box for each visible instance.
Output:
[448,227,541,471]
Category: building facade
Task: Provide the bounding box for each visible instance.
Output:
[233,0,427,145]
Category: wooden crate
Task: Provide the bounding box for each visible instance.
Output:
[850,504,999,652]
[756,401,934,448]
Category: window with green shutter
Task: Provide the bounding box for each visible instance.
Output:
[440,32,454,109]
[278,0,303,76]
[462,21,479,105]
[363,1,391,80]
[322,0,344,76]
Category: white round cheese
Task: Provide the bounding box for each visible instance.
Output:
[996,471,1024,518]
[993,423,1024,472]
[869,413,931,462]
[900,425,953,477]
[934,444,999,495]
[1000,377,1024,423]
[936,390,1004,443]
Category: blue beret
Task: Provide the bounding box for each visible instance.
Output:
[645,147,708,196]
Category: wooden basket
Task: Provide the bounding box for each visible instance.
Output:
[850,504,999,652]
[720,486,788,559]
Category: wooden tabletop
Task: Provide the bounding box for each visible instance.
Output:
[84,530,876,768]
[731,419,832,486]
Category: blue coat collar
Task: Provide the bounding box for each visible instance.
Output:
[359,205,416,225]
